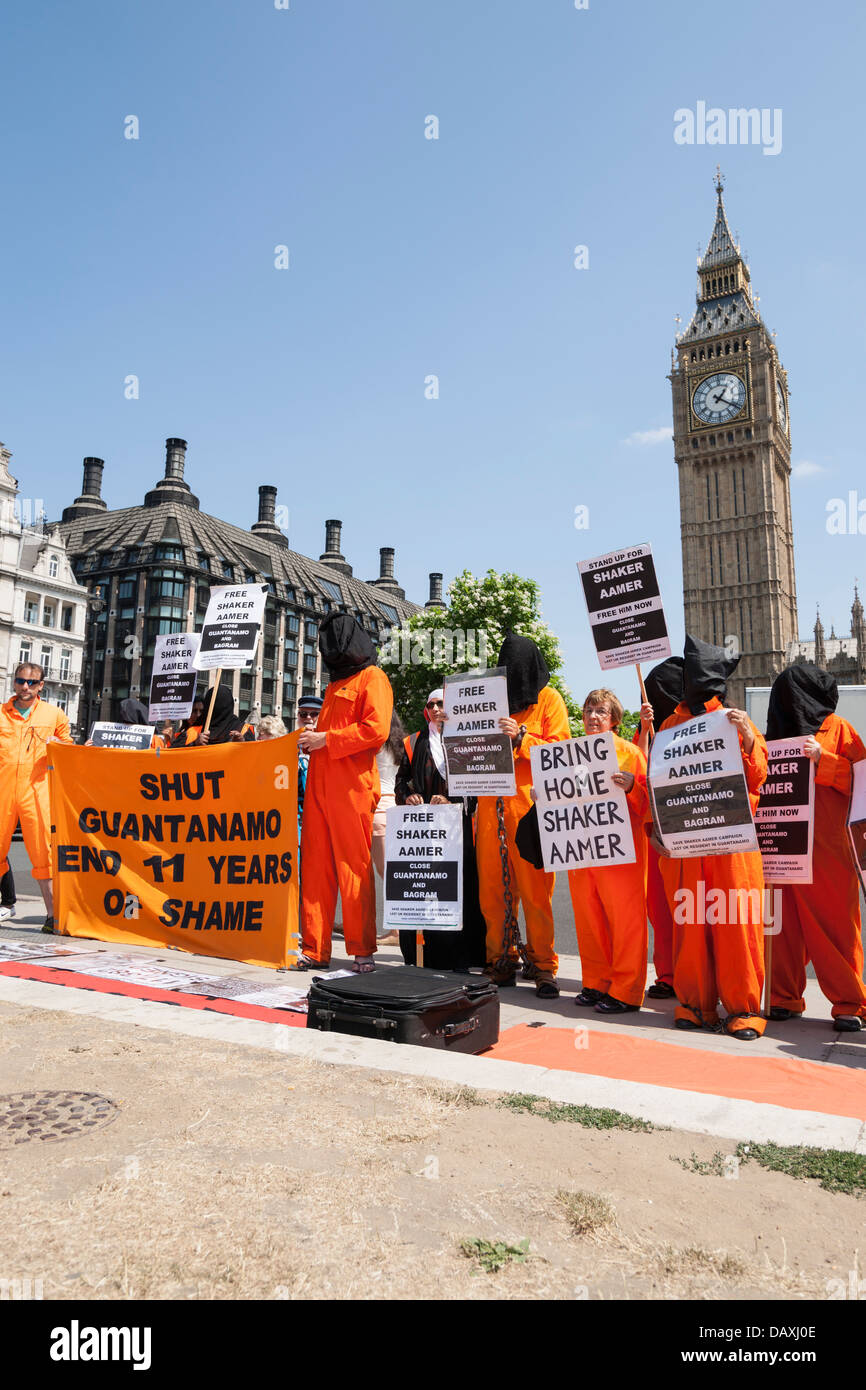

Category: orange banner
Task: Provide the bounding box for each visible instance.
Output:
[49,735,299,969]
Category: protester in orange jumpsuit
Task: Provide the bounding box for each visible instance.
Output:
[475,632,570,998]
[634,657,684,1000]
[0,662,72,931]
[652,636,768,1040]
[297,614,393,972]
[765,663,866,1033]
[568,690,649,1012]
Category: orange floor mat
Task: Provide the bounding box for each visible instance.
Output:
[0,961,307,1028]
[486,1023,866,1121]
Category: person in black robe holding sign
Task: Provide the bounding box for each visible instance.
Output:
[394,688,486,971]
[190,686,255,745]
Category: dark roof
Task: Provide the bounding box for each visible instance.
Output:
[58,502,420,624]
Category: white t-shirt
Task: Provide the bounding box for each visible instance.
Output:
[376,745,400,796]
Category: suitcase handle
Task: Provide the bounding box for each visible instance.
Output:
[314,1008,397,1034]
[436,1017,480,1040]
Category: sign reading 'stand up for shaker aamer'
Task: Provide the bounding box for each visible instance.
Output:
[442,668,515,797]
[578,543,671,671]
[194,584,268,671]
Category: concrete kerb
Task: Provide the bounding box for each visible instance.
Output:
[0,973,863,1156]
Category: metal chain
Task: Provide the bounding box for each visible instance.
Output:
[489,796,532,982]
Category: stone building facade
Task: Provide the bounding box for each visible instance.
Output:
[786,593,866,686]
[56,438,439,730]
[0,443,89,723]
[671,177,798,707]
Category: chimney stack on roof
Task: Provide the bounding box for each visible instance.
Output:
[319,518,353,576]
[370,545,405,600]
[144,437,200,510]
[425,572,444,608]
[61,456,109,522]
[250,483,288,549]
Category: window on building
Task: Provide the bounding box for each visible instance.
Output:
[284,585,295,602]
[117,576,136,602]
[197,552,210,571]
[377,602,400,625]
[55,690,69,713]
[319,579,344,605]
[24,598,39,624]
[284,638,298,667]
[744,427,752,440]
[40,644,52,674]
[48,555,59,578]
[221,559,234,578]
[156,545,183,563]
[691,439,698,450]
[59,649,71,680]
[61,605,74,632]
[18,639,32,666]
[305,620,318,640]
[43,604,56,628]
[285,614,299,635]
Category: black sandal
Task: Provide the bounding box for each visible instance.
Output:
[646,980,675,999]
[574,987,603,1007]
[535,978,560,999]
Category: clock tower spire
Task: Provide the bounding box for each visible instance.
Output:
[669,175,797,706]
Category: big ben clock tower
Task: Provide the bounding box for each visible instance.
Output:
[670,174,798,707]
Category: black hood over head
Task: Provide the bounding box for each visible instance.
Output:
[319,612,376,681]
[682,634,740,715]
[644,657,684,729]
[766,663,838,741]
[120,698,149,725]
[201,684,243,744]
[498,631,550,713]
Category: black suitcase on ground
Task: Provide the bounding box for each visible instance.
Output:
[306,965,499,1054]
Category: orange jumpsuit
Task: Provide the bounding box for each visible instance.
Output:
[301,665,393,962]
[770,715,866,1019]
[654,697,768,1036]
[633,729,674,987]
[476,684,570,974]
[0,696,72,881]
[568,736,648,1006]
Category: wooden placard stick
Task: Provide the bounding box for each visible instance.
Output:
[636,661,655,740]
[416,930,424,969]
[202,669,222,738]
[763,915,774,1019]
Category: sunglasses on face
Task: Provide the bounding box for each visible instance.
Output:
[426,700,443,709]
[15,678,41,686]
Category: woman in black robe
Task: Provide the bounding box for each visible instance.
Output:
[394,688,486,971]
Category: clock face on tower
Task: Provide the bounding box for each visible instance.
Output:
[776,380,787,433]
[692,371,747,425]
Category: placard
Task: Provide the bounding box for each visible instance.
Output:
[383,804,463,929]
[194,584,268,671]
[442,668,515,796]
[49,737,300,970]
[847,760,866,897]
[90,722,154,750]
[149,632,201,722]
[755,738,814,884]
[649,708,758,858]
[578,543,671,671]
[530,732,636,871]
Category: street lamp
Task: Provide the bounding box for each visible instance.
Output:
[86,584,105,735]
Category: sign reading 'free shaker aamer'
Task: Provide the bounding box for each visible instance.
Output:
[194,584,268,671]
[383,804,463,930]
[442,668,515,796]
[649,708,758,859]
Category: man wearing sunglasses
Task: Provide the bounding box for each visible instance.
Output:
[0,662,72,932]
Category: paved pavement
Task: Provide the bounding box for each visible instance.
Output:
[2,883,865,1156]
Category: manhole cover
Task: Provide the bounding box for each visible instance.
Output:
[0,1091,119,1149]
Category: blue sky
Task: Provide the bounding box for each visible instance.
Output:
[2,0,864,708]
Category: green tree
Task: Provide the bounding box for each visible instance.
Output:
[382,569,584,734]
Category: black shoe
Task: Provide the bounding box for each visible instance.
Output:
[646,980,675,999]
[833,1015,863,1033]
[594,995,640,1014]
[675,1017,702,1031]
[535,978,560,999]
[769,1007,799,1021]
[41,915,55,935]
[574,987,603,1007]
[731,1028,759,1041]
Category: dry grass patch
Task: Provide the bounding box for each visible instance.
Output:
[557,1189,616,1238]
[659,1244,745,1281]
